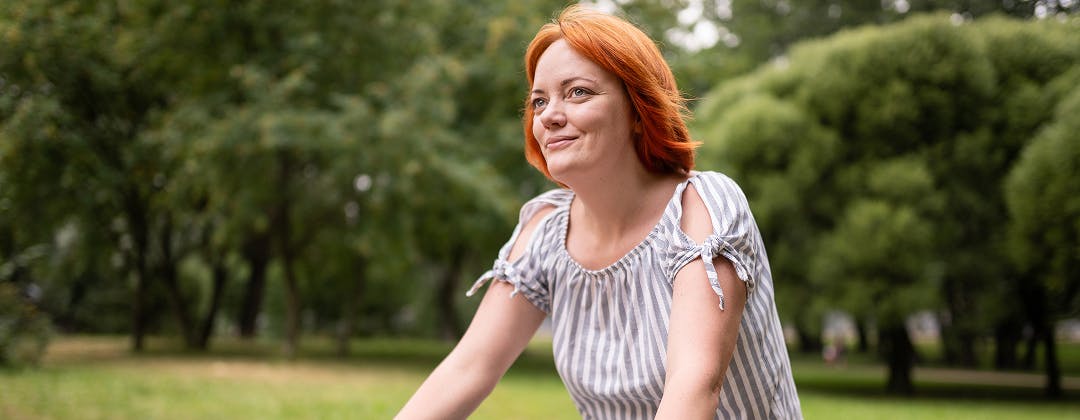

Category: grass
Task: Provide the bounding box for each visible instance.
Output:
[1,336,1078,419]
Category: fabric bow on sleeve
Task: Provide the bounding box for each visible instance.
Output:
[672,234,754,311]
[466,258,520,298]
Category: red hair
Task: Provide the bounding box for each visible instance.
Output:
[523,5,697,182]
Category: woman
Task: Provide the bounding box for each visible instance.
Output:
[398,5,801,419]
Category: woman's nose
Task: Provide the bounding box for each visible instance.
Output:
[539,101,566,129]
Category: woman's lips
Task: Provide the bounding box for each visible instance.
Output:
[546,136,578,150]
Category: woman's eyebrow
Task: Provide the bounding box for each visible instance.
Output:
[559,76,597,87]
[531,76,599,95]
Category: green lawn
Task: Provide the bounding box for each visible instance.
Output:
[1,336,1078,419]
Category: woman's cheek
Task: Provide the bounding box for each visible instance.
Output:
[532,118,546,149]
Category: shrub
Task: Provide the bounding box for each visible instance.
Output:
[0,282,52,368]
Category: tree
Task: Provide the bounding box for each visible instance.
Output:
[1004,80,1080,398]
[0,0,178,350]
[605,0,1079,100]
[695,94,841,352]
[811,171,940,394]
[693,13,1079,393]
[2,0,563,355]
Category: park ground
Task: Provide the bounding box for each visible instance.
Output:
[1,335,1079,419]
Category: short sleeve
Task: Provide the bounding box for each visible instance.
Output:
[465,189,570,314]
[668,172,761,309]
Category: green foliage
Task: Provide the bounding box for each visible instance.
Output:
[1005,83,1080,318]
[693,12,1079,387]
[1,0,1076,368]
[0,282,51,367]
[0,0,573,345]
[811,199,938,324]
[606,0,1077,100]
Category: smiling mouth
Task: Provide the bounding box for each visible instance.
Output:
[546,136,578,150]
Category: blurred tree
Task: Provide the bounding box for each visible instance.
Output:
[1005,81,1080,398]
[725,0,1075,63]
[604,0,1078,101]
[696,93,842,352]
[0,0,562,356]
[921,15,1080,368]
[811,166,940,394]
[0,0,176,351]
[416,0,566,339]
[693,13,1079,393]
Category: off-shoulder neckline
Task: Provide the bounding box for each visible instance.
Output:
[554,173,699,276]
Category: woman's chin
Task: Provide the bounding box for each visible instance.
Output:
[546,164,589,188]
[545,160,577,182]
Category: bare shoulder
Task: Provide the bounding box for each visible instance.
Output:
[680,183,713,244]
[508,205,556,262]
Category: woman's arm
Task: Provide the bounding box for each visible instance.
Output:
[655,185,748,419]
[395,208,552,420]
[395,281,545,419]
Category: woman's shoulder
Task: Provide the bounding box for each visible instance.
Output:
[691,170,742,191]
[520,187,574,218]
[528,187,574,207]
[516,187,572,227]
[689,170,751,210]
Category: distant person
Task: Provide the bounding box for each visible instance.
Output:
[823,341,846,366]
[397,5,801,419]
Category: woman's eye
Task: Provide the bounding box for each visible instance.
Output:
[570,87,588,97]
[532,98,547,108]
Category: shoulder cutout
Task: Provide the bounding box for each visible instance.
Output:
[680,183,714,244]
[507,205,556,262]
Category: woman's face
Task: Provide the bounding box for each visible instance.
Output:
[530,40,636,184]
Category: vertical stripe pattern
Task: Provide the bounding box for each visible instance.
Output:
[468,171,803,419]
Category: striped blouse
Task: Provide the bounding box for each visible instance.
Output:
[468,171,802,419]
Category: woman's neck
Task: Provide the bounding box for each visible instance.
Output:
[567,165,684,241]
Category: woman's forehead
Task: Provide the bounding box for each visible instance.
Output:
[533,40,618,87]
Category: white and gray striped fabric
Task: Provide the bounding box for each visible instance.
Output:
[468,171,802,419]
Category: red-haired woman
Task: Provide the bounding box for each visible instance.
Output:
[398,5,801,419]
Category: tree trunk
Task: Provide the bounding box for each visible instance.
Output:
[855,317,871,353]
[58,274,90,331]
[941,277,979,367]
[1025,281,1063,398]
[1022,329,1039,370]
[281,246,300,358]
[131,259,148,352]
[1019,278,1044,371]
[336,255,368,357]
[956,329,978,367]
[880,323,915,395]
[158,214,197,348]
[160,257,196,348]
[276,150,300,359]
[795,316,822,354]
[196,260,228,350]
[993,317,1022,370]
[238,231,271,339]
[125,189,150,352]
[1043,322,1062,398]
[436,247,466,341]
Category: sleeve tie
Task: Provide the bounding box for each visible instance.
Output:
[699,235,728,310]
[465,258,520,298]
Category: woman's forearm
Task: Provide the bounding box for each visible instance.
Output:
[395,351,500,420]
[655,378,723,420]
[396,280,546,419]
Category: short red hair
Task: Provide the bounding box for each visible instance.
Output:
[523,5,697,182]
